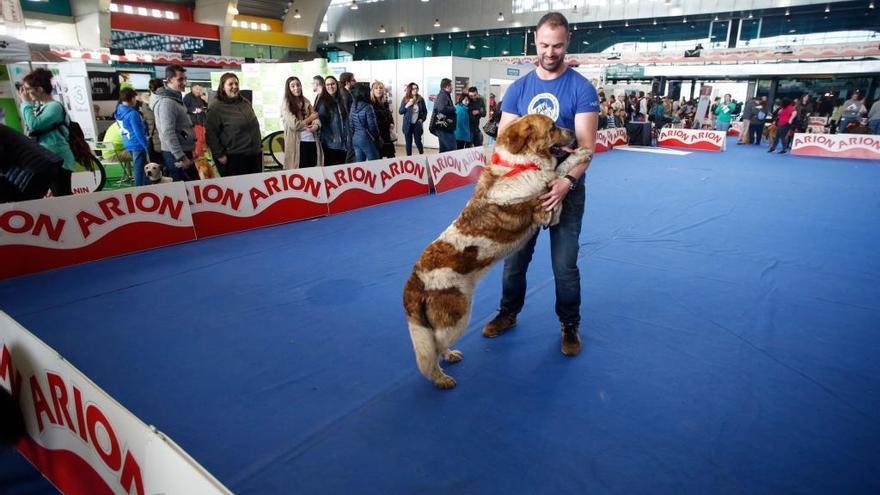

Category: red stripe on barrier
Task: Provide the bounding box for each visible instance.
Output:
[17,435,115,495]
[433,167,483,193]
[658,138,724,151]
[328,179,430,215]
[191,197,329,238]
[0,223,196,279]
[792,145,880,161]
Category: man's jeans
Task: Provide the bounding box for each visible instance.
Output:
[438,131,456,152]
[131,149,148,186]
[499,185,586,325]
[869,119,880,135]
[161,151,199,181]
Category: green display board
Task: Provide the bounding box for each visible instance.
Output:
[0,65,23,132]
[214,60,331,135]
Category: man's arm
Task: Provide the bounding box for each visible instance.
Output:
[540,112,598,211]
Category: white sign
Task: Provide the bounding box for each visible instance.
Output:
[0,311,231,495]
[791,133,880,160]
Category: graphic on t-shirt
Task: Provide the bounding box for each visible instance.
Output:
[527,93,560,122]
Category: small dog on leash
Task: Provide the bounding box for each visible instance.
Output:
[403,114,593,389]
[195,157,217,179]
[144,162,172,184]
[763,123,777,144]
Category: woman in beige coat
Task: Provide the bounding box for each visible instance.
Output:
[281,76,322,168]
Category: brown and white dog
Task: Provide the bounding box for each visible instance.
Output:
[403,114,593,389]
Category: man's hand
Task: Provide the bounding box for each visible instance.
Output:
[217,156,227,165]
[540,178,571,211]
[177,157,194,168]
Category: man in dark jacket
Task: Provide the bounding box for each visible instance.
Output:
[339,72,356,163]
[151,64,198,181]
[434,78,457,152]
[467,86,486,147]
[184,83,208,157]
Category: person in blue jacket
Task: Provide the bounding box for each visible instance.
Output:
[454,93,472,149]
[348,84,380,162]
[114,88,151,186]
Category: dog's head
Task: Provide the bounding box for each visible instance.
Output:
[496,114,575,163]
[144,162,163,182]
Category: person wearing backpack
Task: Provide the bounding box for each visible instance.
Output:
[19,68,75,196]
[114,88,151,186]
[748,97,768,146]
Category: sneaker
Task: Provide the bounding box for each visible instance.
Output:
[779,150,787,154]
[482,311,517,338]
[766,148,775,153]
[561,322,581,356]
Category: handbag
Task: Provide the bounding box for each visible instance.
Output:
[429,109,455,136]
[482,119,498,138]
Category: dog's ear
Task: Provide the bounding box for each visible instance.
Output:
[524,117,555,158]
[498,118,530,155]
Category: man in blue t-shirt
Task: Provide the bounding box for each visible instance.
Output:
[483,11,600,357]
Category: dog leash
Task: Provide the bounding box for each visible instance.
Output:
[490,153,541,178]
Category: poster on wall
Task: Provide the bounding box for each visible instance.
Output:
[88,71,120,101]
[238,60,330,135]
[63,75,97,141]
[694,85,713,128]
[454,77,469,98]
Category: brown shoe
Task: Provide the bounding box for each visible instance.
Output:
[482,311,517,338]
[561,323,581,356]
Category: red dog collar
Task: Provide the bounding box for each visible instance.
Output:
[491,153,541,178]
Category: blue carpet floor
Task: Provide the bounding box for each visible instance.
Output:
[1,140,879,494]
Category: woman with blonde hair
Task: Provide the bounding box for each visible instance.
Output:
[281,76,322,168]
[370,81,395,158]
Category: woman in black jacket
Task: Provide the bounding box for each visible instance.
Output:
[398,82,427,156]
[370,81,395,158]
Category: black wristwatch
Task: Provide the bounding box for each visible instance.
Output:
[563,174,578,190]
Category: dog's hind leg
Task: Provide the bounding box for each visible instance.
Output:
[408,322,456,389]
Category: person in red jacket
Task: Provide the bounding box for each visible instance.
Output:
[768,98,797,154]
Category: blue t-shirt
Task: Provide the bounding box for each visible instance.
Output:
[501,67,600,131]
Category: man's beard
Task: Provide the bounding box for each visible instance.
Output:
[540,54,565,72]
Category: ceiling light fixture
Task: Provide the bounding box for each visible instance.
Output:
[434,19,440,27]
[682,17,687,23]
[714,15,719,21]
[399,26,406,36]
[293,9,301,18]
[653,19,657,25]
[379,25,385,33]
[598,22,602,28]
[350,0,358,10]
[497,12,504,21]
[748,12,753,19]
[785,8,790,16]
[825,5,830,12]
[625,20,629,27]
[870,1,875,8]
